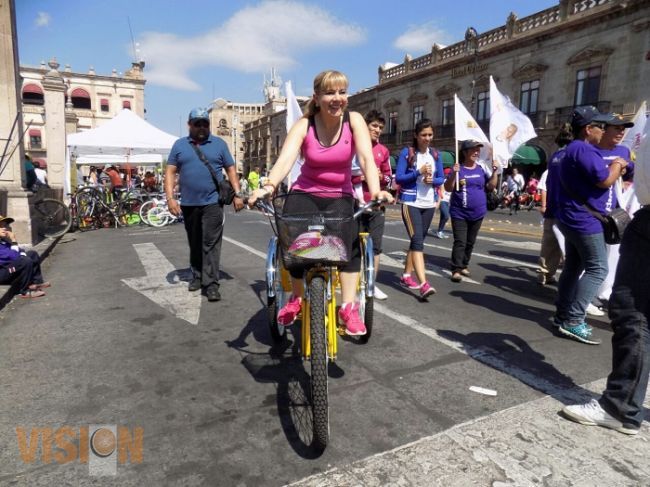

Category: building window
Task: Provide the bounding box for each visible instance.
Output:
[412,105,424,127]
[574,66,601,107]
[22,84,44,105]
[219,119,227,129]
[122,100,131,109]
[441,98,454,126]
[476,91,490,121]
[70,88,91,109]
[388,111,398,134]
[519,80,539,114]
[29,129,42,149]
[100,99,110,113]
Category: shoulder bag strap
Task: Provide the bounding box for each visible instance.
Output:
[558,176,608,224]
[191,142,221,190]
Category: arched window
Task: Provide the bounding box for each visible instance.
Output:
[70,88,91,109]
[219,119,227,128]
[22,84,44,105]
[100,99,110,112]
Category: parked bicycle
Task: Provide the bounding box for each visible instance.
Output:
[257,193,383,450]
[144,198,182,227]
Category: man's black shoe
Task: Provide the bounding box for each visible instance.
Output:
[188,278,201,292]
[206,285,221,302]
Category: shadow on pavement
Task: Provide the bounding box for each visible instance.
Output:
[226,310,334,459]
[437,329,594,406]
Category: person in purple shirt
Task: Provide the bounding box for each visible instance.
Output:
[444,140,498,283]
[0,215,50,299]
[554,106,629,345]
[537,124,573,285]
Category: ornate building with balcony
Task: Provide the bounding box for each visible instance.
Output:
[19,59,145,168]
[348,0,650,170]
[239,71,311,176]
[210,69,291,175]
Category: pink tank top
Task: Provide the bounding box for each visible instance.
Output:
[292,112,355,195]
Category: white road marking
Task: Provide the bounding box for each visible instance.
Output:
[122,243,201,325]
[225,235,562,397]
[383,251,481,285]
[383,234,538,270]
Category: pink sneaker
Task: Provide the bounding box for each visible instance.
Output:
[338,302,366,336]
[399,274,422,290]
[419,282,436,299]
[277,296,302,326]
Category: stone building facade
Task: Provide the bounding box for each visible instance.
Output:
[243,0,649,176]
[213,69,292,175]
[209,98,265,175]
[20,60,145,169]
[348,0,650,169]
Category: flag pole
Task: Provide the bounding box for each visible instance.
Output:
[455,137,459,191]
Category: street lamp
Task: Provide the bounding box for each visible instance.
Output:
[232,113,239,172]
[464,27,480,114]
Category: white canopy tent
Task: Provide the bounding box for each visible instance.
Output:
[64,109,178,194]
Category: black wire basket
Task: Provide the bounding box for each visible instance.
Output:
[272,192,356,270]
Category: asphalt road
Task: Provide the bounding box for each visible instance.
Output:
[0,204,643,486]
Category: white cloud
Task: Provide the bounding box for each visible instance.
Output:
[393,22,452,54]
[35,11,51,27]
[139,0,366,91]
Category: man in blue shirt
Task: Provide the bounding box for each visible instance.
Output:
[165,108,244,302]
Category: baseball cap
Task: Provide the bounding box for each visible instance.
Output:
[0,215,15,225]
[188,107,209,122]
[601,113,634,128]
[570,106,610,128]
[460,140,484,151]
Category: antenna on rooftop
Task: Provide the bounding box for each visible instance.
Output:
[127,16,138,62]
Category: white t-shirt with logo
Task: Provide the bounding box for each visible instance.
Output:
[408,151,435,209]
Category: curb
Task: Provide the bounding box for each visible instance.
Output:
[0,234,62,310]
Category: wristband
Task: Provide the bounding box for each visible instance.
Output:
[234,192,245,199]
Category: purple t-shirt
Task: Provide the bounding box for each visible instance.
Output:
[544,148,566,219]
[557,140,611,234]
[598,144,634,181]
[449,165,489,221]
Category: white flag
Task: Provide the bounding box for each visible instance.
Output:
[285,81,304,188]
[621,101,647,154]
[489,76,537,167]
[454,94,493,171]
[454,93,489,144]
[635,110,650,206]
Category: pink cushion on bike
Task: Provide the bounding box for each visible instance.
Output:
[288,231,348,262]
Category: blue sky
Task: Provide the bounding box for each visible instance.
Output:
[16,0,555,137]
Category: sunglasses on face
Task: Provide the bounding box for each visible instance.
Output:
[191,121,210,128]
[589,123,606,130]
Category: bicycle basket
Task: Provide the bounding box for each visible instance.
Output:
[273,192,356,269]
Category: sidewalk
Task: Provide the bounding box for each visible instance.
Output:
[289,378,650,486]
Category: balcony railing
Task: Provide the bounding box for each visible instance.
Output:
[553,101,611,127]
[379,0,614,84]
[435,125,454,139]
[379,133,397,145]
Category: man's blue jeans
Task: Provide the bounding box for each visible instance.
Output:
[599,208,650,428]
[555,222,608,325]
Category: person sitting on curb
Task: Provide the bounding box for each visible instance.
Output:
[0,216,50,299]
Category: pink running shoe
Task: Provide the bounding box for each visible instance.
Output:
[277,296,302,326]
[399,274,422,290]
[338,302,366,336]
[419,282,436,299]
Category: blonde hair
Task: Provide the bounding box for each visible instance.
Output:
[303,70,349,118]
